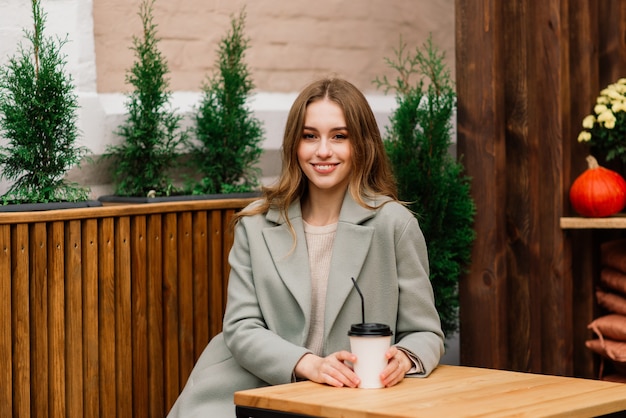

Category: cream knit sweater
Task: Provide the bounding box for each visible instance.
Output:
[303,221,337,355]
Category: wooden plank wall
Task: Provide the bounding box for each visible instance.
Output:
[456,0,626,377]
[0,200,251,418]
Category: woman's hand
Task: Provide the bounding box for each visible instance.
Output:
[294,351,360,388]
[380,346,412,387]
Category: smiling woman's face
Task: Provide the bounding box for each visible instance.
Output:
[297,99,353,194]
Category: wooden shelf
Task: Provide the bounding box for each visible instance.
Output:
[561,215,626,229]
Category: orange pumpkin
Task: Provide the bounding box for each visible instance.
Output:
[569,155,626,217]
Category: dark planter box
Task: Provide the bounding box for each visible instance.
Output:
[98,192,261,204]
[0,200,102,212]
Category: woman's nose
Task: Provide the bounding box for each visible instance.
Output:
[316,138,333,157]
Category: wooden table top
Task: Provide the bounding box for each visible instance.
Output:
[234,365,626,417]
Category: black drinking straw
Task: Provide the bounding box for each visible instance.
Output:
[351,277,365,324]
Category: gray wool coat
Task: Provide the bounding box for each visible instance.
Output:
[167,191,445,417]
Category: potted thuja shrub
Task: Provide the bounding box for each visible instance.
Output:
[185,8,264,198]
[374,36,476,339]
[0,0,98,211]
[99,0,188,203]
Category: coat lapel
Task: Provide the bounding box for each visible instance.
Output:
[263,203,312,316]
[324,223,374,330]
[324,193,378,333]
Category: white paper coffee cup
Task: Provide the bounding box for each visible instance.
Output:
[348,323,393,389]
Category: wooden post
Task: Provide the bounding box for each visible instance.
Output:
[456,0,626,377]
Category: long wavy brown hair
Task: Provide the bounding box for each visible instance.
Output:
[233,77,398,232]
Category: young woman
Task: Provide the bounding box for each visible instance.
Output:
[168,77,445,417]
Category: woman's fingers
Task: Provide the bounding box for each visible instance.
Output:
[321,351,359,387]
[380,348,411,387]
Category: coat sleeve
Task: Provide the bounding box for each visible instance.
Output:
[221,217,311,385]
[393,213,445,376]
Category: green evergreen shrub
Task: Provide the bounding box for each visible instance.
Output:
[374,36,476,337]
[0,0,90,204]
[102,0,187,197]
[187,8,264,195]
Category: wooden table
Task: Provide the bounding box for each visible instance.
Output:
[234,365,626,417]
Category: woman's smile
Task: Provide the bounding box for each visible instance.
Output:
[311,163,339,173]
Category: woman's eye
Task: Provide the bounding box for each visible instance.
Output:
[303,133,316,139]
[334,133,348,140]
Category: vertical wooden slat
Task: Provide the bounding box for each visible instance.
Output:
[0,225,11,418]
[115,217,132,418]
[597,0,626,87]
[456,0,509,369]
[132,216,149,418]
[66,220,84,417]
[208,211,224,337]
[48,221,66,416]
[30,222,48,417]
[501,0,535,374]
[570,228,597,378]
[526,0,570,376]
[177,212,194,389]
[99,218,116,418]
[163,213,180,413]
[83,218,99,417]
[147,214,164,417]
[566,0,598,378]
[12,224,30,417]
[192,212,209,361]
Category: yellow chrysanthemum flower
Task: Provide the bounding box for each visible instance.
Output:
[618,78,626,85]
[607,89,623,101]
[605,119,616,129]
[582,115,595,129]
[597,109,616,123]
[577,131,592,142]
[595,104,609,114]
[612,101,626,113]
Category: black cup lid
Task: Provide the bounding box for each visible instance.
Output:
[348,322,393,336]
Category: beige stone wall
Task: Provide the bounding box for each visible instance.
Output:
[0,0,455,196]
[93,0,455,94]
